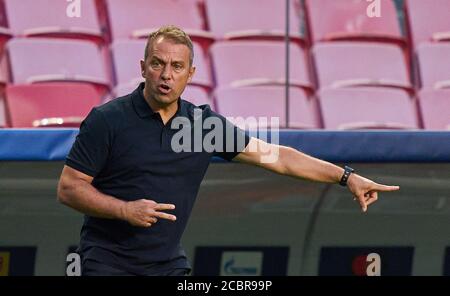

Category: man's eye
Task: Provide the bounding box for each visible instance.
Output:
[151,61,161,67]
[173,64,183,70]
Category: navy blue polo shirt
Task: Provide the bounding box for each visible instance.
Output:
[65,83,250,275]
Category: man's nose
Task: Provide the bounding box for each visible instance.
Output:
[161,65,172,80]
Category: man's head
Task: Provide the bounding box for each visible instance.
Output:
[141,25,196,107]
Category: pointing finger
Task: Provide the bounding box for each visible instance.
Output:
[373,184,400,192]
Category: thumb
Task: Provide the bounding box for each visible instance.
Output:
[357,195,367,212]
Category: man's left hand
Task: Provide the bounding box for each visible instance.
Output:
[347,174,400,212]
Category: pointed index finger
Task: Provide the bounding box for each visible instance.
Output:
[373,184,400,192]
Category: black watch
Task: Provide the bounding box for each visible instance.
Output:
[339,165,355,187]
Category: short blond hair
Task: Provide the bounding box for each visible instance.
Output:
[144,25,194,66]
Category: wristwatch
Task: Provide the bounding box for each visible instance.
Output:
[339,165,355,187]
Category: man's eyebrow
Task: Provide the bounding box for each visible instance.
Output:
[172,60,185,65]
[150,56,165,63]
[150,55,186,65]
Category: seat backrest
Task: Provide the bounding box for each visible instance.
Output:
[5,0,102,41]
[405,0,450,46]
[215,86,318,129]
[106,0,205,40]
[7,38,109,87]
[210,41,311,88]
[205,0,304,38]
[306,0,402,43]
[6,83,101,128]
[416,43,450,89]
[182,85,213,109]
[319,87,418,130]
[313,42,410,89]
[419,89,450,130]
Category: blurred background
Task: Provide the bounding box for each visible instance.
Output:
[0,0,449,275]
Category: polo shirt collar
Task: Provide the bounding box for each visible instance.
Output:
[132,82,186,119]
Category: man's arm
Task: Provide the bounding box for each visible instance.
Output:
[234,138,400,212]
[57,165,177,227]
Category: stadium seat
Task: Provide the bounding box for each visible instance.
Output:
[214,86,319,129]
[305,0,404,45]
[319,87,418,130]
[5,83,101,128]
[4,0,104,44]
[210,41,312,91]
[416,43,450,90]
[7,38,110,94]
[312,42,411,90]
[112,82,142,98]
[182,85,214,109]
[418,89,450,130]
[105,0,213,46]
[111,40,211,92]
[205,0,305,44]
[405,0,450,47]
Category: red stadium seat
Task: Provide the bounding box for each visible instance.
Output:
[405,0,450,47]
[210,41,312,91]
[416,43,450,90]
[105,0,213,46]
[112,83,141,98]
[5,83,101,128]
[419,89,450,130]
[111,40,211,92]
[7,38,110,95]
[182,85,214,109]
[214,86,319,129]
[319,87,418,130]
[4,0,104,44]
[205,0,305,44]
[312,42,411,90]
[305,0,404,45]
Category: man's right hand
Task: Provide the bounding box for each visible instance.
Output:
[120,199,176,227]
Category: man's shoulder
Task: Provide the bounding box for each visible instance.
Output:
[93,94,133,120]
[180,99,218,119]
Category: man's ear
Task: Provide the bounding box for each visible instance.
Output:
[140,60,145,78]
[187,66,196,83]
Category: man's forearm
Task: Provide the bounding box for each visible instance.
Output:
[57,179,126,220]
[279,146,345,183]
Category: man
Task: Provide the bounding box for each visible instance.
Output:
[57,25,399,276]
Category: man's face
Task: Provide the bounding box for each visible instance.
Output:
[141,37,195,106]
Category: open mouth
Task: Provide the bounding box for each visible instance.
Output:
[158,84,172,94]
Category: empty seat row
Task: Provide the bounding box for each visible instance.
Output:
[7,37,449,96]
[0,0,448,49]
[3,83,449,130]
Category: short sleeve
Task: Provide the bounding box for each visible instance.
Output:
[65,108,112,177]
[210,111,251,161]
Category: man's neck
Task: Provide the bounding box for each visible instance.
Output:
[143,87,178,125]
